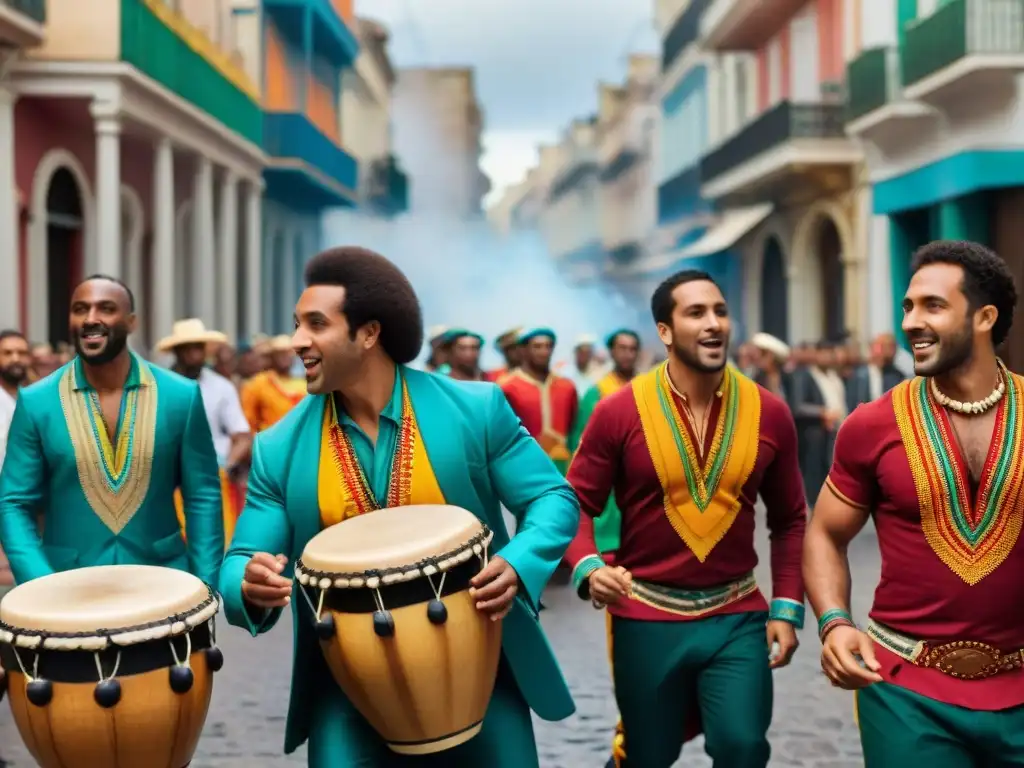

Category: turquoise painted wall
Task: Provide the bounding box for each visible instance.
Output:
[660,66,708,182]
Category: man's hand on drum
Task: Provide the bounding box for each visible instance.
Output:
[470,555,519,620]
[241,553,292,609]
[588,565,632,606]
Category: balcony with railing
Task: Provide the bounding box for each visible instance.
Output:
[548,146,600,203]
[700,101,860,203]
[662,0,710,71]
[845,45,937,144]
[365,154,409,215]
[263,112,358,209]
[0,0,45,46]
[700,0,806,50]
[264,0,360,66]
[121,0,261,144]
[901,0,1024,105]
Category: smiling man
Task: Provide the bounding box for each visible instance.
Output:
[566,269,807,768]
[0,275,223,588]
[805,240,1024,766]
[220,246,578,766]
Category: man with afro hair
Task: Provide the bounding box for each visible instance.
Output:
[220,246,579,766]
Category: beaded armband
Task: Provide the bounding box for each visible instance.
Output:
[817,608,855,641]
[768,598,806,629]
[571,555,605,600]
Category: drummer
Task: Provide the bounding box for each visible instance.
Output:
[0,275,224,588]
[220,246,579,766]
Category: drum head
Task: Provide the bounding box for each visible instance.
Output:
[302,504,485,574]
[0,564,210,634]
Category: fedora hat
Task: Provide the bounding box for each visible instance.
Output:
[156,318,228,353]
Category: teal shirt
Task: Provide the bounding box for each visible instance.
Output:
[219,366,578,755]
[0,354,224,587]
[334,370,402,504]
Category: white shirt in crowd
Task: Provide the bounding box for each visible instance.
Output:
[0,386,15,469]
[196,368,250,466]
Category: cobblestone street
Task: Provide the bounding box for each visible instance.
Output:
[0,523,881,767]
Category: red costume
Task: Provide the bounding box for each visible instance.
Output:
[828,380,1024,711]
[499,370,578,468]
[566,379,806,621]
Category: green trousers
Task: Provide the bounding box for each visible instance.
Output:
[306,657,537,767]
[612,610,772,768]
[858,682,1024,767]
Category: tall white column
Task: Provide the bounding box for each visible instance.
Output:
[191,156,216,327]
[217,170,239,342]
[152,137,176,349]
[0,87,19,330]
[243,180,263,340]
[91,100,121,277]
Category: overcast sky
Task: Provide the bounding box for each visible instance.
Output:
[356,0,658,204]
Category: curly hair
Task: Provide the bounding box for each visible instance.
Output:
[650,269,722,326]
[304,246,424,365]
[910,240,1017,346]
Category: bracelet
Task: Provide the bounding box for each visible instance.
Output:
[817,608,855,641]
[768,598,805,629]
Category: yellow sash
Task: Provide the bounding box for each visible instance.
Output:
[633,363,760,561]
[318,386,445,528]
[597,372,628,399]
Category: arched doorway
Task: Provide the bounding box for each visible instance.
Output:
[817,217,845,341]
[46,168,84,345]
[760,236,788,343]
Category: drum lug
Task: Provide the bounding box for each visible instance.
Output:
[427,599,448,625]
[315,614,336,641]
[26,678,53,707]
[373,610,395,638]
[169,665,195,694]
[94,678,122,709]
[205,646,225,673]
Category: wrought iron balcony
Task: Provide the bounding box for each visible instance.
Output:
[701,101,846,183]
[662,0,711,71]
[0,0,46,47]
[846,47,893,123]
[901,0,1024,94]
[366,154,409,215]
[263,112,358,208]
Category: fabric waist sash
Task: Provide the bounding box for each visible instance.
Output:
[629,572,758,618]
[867,620,1024,680]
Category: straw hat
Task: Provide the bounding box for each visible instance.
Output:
[266,334,293,353]
[156,319,228,353]
[751,332,791,361]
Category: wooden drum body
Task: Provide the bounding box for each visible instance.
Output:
[0,565,224,768]
[297,505,502,756]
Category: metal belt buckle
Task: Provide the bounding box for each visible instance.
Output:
[921,640,1021,680]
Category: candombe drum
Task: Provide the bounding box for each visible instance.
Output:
[0,565,224,768]
[296,504,502,755]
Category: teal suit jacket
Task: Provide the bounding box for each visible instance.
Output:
[220,366,579,754]
[0,354,224,587]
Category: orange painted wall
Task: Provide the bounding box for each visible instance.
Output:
[779,26,791,99]
[816,0,845,82]
[331,0,354,23]
[756,48,769,110]
[306,73,339,141]
[264,21,298,110]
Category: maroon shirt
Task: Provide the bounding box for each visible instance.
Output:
[829,392,1024,709]
[566,381,806,621]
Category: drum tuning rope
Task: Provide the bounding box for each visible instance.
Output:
[425,571,448,603]
[169,631,193,670]
[93,649,122,683]
[8,645,39,682]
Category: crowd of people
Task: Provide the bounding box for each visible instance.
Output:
[0,238,1020,768]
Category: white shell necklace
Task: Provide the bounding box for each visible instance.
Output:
[929,364,1007,415]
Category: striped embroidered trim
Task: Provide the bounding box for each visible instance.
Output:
[628,572,758,618]
[58,358,157,534]
[892,367,1024,585]
[327,381,416,516]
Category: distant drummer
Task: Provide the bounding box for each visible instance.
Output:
[220,246,580,766]
[0,275,225,588]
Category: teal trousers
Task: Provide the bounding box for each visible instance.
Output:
[306,657,537,767]
[612,610,772,768]
[858,682,1024,767]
